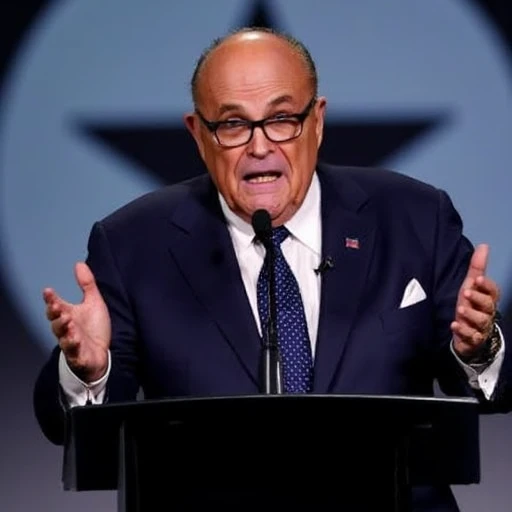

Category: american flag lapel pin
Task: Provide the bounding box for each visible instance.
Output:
[345,237,360,249]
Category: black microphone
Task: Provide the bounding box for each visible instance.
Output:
[314,256,335,275]
[251,209,283,395]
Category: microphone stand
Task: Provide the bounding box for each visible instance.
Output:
[251,208,283,395]
[261,237,283,394]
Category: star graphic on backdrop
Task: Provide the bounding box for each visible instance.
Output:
[76,0,447,187]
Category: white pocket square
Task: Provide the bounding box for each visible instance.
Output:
[399,278,427,309]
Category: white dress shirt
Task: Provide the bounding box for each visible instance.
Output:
[219,172,323,352]
[59,172,504,405]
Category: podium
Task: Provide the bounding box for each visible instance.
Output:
[62,394,480,511]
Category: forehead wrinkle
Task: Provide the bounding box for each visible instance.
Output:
[216,94,297,117]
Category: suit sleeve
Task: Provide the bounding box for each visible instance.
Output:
[432,189,512,412]
[33,220,140,445]
[85,220,141,404]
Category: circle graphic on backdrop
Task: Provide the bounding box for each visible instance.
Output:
[1,0,512,353]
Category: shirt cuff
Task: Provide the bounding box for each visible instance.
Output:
[58,351,111,407]
[451,324,506,400]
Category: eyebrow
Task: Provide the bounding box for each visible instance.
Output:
[217,94,296,117]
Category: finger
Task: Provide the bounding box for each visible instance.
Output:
[51,313,72,338]
[46,299,64,321]
[462,288,496,316]
[451,321,485,347]
[46,295,74,321]
[42,288,57,304]
[43,287,74,320]
[75,262,100,301]
[457,277,476,312]
[46,301,61,321]
[473,275,500,302]
[456,305,493,335]
[466,244,489,280]
[57,319,80,353]
[43,288,62,311]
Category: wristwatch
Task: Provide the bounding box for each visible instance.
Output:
[462,316,502,369]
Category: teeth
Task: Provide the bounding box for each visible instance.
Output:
[248,175,278,183]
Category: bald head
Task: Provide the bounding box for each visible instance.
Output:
[190,27,317,108]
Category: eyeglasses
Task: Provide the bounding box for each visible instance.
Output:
[195,96,317,148]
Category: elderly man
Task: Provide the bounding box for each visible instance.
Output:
[34,27,510,511]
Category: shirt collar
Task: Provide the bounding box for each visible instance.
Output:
[218,172,322,256]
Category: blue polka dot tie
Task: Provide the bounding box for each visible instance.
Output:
[257,226,313,393]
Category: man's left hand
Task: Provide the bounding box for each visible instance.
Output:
[451,244,500,359]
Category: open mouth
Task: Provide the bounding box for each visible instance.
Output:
[243,171,282,184]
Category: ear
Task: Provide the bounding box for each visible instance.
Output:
[313,96,327,149]
[183,112,206,160]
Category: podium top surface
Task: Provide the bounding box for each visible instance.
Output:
[63,394,480,491]
[65,393,480,439]
[67,392,478,421]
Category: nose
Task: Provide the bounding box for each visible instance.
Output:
[247,126,274,158]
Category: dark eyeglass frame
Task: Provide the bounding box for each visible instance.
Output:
[195,96,317,148]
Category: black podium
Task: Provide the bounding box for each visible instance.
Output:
[62,394,480,511]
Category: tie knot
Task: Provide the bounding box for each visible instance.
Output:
[271,226,290,247]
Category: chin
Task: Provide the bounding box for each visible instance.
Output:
[248,203,281,218]
[240,195,293,224]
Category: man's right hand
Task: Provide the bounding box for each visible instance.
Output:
[43,262,111,383]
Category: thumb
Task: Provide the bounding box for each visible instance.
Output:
[466,243,489,280]
[74,262,100,300]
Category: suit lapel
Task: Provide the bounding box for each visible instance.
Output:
[313,166,376,392]
[163,167,376,393]
[166,179,261,387]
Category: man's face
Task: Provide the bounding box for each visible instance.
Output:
[184,32,326,226]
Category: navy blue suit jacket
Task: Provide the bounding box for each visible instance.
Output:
[34,163,512,510]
